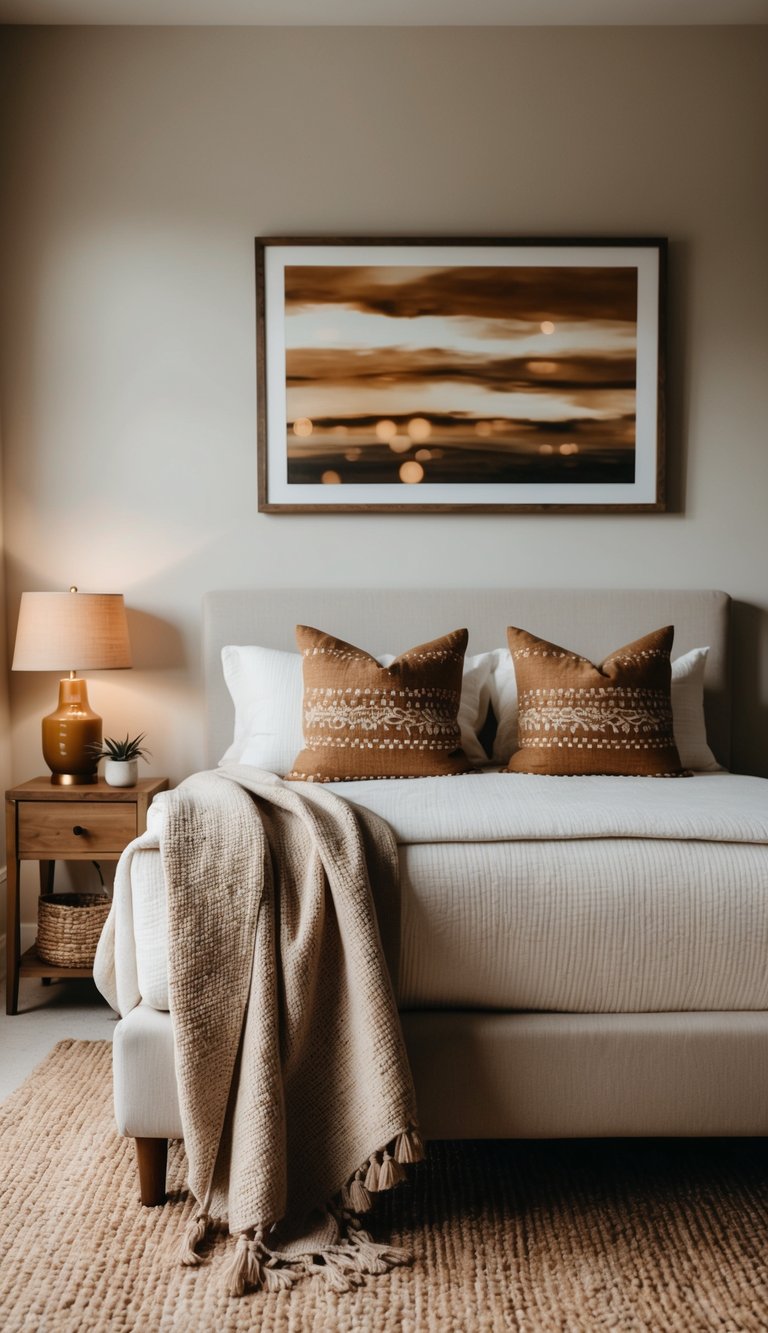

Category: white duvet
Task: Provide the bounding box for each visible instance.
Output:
[335,770,768,845]
[127,771,768,1016]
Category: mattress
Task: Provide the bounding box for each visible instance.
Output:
[131,771,768,1015]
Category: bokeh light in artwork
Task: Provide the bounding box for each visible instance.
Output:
[538,444,554,455]
[375,419,398,442]
[559,442,579,456]
[399,461,425,484]
[344,447,362,461]
[293,417,313,437]
[407,417,431,442]
[474,421,492,437]
[540,321,556,335]
[388,436,411,454]
[415,448,432,461]
[321,470,342,484]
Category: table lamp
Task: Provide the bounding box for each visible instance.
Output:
[12,586,133,785]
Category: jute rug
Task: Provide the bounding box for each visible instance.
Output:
[1,1041,767,1332]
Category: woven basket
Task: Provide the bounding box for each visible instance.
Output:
[37,894,111,968]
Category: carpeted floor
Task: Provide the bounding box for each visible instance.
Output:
[1,1041,767,1332]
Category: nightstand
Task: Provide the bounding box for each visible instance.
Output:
[5,776,169,1014]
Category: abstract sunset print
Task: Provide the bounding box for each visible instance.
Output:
[283,264,638,488]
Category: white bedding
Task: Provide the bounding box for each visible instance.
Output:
[131,771,768,1016]
[335,771,768,845]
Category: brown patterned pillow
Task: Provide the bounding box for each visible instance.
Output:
[286,625,471,782]
[504,625,685,777]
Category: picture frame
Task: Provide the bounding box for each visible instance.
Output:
[256,237,666,513]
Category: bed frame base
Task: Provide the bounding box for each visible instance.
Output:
[116,1004,768,1190]
[123,1003,768,1205]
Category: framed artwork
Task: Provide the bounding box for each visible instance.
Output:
[256,237,666,513]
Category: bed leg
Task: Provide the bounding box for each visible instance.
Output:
[134,1136,168,1206]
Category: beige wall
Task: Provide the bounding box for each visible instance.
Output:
[1,24,767,815]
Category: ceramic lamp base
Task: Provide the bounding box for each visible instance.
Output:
[42,678,101,785]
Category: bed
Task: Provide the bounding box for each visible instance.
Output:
[107,588,768,1206]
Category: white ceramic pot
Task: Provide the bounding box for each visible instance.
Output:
[104,758,139,788]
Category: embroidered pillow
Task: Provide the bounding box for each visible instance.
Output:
[220,643,494,774]
[504,625,685,777]
[286,626,472,782]
[490,645,720,771]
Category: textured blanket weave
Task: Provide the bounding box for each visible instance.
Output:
[143,766,421,1294]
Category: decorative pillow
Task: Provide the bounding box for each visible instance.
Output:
[220,645,305,775]
[220,642,493,774]
[669,647,721,772]
[286,626,472,782]
[504,625,685,777]
[490,644,720,772]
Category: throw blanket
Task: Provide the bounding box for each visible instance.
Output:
[95,766,422,1296]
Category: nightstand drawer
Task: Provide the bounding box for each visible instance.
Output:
[17,802,138,855]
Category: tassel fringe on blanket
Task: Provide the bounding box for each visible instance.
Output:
[180,1125,425,1296]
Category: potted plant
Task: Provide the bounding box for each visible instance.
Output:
[89,733,151,788]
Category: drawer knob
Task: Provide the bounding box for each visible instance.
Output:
[72,825,87,837]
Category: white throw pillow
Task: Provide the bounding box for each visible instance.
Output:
[670,647,721,772]
[220,646,304,775]
[486,647,520,767]
[489,645,721,772]
[220,644,495,774]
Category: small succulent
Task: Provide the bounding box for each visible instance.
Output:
[88,733,151,763]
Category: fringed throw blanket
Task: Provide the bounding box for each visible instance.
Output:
[98,766,423,1296]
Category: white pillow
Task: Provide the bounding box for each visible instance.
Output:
[220,644,495,774]
[221,646,304,774]
[670,647,721,772]
[488,645,721,772]
[486,647,519,767]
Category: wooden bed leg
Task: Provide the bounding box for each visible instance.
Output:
[134,1136,168,1206]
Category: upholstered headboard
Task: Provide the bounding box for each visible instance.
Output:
[203,588,731,769]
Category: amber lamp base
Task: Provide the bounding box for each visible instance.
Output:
[42,677,102,786]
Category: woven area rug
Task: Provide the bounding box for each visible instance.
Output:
[1,1041,767,1332]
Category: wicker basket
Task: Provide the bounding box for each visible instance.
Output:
[37,894,111,968]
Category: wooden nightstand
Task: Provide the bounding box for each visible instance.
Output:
[5,776,169,1015]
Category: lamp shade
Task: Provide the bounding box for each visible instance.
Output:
[12,591,132,672]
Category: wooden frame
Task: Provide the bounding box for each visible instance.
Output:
[256,237,666,514]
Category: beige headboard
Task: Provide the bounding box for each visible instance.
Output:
[203,588,731,769]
